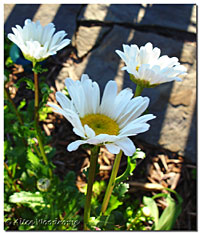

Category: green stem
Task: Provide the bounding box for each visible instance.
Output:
[4,162,20,192]
[36,133,48,165]
[101,150,122,215]
[4,86,26,146]
[83,146,99,230]
[33,63,52,178]
[33,143,42,157]
[134,84,144,97]
[33,70,39,123]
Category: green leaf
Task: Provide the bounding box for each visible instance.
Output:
[32,64,48,74]
[39,106,52,121]
[27,148,41,169]
[9,191,44,208]
[4,203,12,212]
[17,99,26,111]
[11,162,17,178]
[154,193,182,230]
[5,56,14,68]
[27,168,37,177]
[105,195,123,215]
[15,77,34,91]
[115,148,145,184]
[38,82,52,106]
[143,196,159,227]
[92,180,106,197]
[113,182,129,199]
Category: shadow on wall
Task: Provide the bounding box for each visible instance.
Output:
[130,4,196,162]
[184,99,197,160]
[76,4,142,91]
[4,4,40,33]
[122,4,193,149]
[52,4,82,39]
[79,4,196,161]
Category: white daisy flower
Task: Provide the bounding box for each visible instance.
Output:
[116,42,187,87]
[7,19,71,63]
[48,74,156,156]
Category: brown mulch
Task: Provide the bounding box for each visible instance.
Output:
[5,49,197,231]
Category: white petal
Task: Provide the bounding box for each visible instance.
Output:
[48,103,67,116]
[118,97,150,128]
[53,38,71,51]
[130,44,139,57]
[49,30,66,48]
[119,114,156,137]
[115,138,136,156]
[67,140,86,151]
[123,44,131,55]
[56,91,71,110]
[84,125,96,138]
[24,19,31,26]
[92,81,100,113]
[65,79,85,117]
[115,50,128,64]
[48,102,84,134]
[128,114,156,125]
[152,47,161,61]
[73,127,86,138]
[7,34,20,47]
[81,75,94,114]
[87,134,119,145]
[100,80,118,118]
[113,88,133,120]
[81,74,90,82]
[119,123,151,137]
[118,113,156,137]
[105,144,121,154]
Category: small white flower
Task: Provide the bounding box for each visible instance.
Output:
[142,206,151,217]
[48,74,156,156]
[116,42,187,87]
[7,19,71,63]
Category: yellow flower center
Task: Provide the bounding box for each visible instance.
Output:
[136,65,139,71]
[81,114,119,136]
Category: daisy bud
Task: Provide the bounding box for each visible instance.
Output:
[142,206,151,217]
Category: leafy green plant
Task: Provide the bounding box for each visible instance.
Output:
[143,189,183,230]
[5,172,84,230]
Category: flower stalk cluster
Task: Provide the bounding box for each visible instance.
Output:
[6,18,187,231]
[7,19,71,179]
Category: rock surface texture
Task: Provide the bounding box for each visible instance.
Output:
[4,4,197,162]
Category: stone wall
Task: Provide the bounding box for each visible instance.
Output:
[4,4,197,162]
